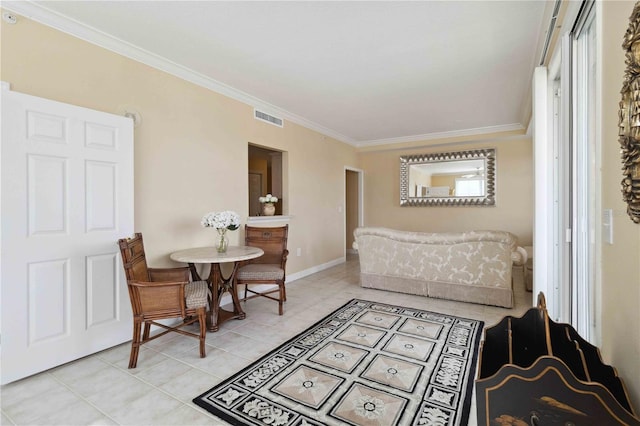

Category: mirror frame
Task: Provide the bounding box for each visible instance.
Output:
[619,3,640,223]
[400,148,496,206]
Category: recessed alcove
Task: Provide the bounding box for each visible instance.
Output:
[248,144,286,217]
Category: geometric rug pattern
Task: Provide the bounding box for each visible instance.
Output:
[193,299,483,425]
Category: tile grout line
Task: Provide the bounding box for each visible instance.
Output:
[96,350,213,423]
[33,370,120,425]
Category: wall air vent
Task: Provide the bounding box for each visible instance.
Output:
[254,109,284,128]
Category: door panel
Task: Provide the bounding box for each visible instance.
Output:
[28,259,69,344]
[86,253,119,327]
[86,160,117,231]
[28,155,68,235]
[1,85,134,384]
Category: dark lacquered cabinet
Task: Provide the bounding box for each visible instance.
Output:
[476,293,640,426]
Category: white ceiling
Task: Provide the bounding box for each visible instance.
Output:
[6,1,549,147]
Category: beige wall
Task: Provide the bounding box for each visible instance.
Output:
[430,174,454,189]
[409,167,431,197]
[599,0,640,410]
[0,13,359,272]
[359,137,534,246]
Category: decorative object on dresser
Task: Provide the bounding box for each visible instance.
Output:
[193,299,483,426]
[476,293,640,425]
[236,224,289,315]
[117,233,208,368]
[353,227,527,308]
[619,2,640,224]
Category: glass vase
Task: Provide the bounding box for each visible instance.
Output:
[216,228,228,253]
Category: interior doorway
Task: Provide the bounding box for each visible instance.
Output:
[345,168,363,255]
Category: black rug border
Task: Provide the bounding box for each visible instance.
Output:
[193,298,484,426]
[458,315,483,426]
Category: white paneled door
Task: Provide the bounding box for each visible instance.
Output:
[1,84,134,384]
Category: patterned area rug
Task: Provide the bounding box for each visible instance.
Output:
[193,299,483,425]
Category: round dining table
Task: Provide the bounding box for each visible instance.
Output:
[170,246,264,332]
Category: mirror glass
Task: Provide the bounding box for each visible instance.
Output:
[400,148,496,206]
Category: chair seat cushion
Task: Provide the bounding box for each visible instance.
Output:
[185,280,208,309]
[237,264,285,281]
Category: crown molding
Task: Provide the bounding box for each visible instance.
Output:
[2,1,356,145]
[354,123,526,148]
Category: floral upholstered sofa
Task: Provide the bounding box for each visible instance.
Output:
[353,227,527,308]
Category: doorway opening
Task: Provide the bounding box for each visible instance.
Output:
[345,168,363,255]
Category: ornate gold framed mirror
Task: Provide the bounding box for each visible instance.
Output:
[400,148,496,206]
[619,3,640,223]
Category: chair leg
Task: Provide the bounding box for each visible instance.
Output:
[198,308,207,358]
[142,322,151,341]
[243,283,248,301]
[278,283,284,316]
[129,318,142,369]
[282,282,287,302]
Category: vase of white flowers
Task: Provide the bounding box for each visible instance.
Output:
[215,228,229,253]
[201,210,240,253]
[259,194,278,216]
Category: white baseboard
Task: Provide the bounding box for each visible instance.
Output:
[286,256,346,283]
[218,256,346,306]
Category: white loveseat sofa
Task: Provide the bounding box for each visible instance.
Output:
[353,227,526,308]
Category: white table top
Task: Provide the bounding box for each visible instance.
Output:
[170,246,264,264]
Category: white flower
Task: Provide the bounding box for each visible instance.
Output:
[201,210,240,230]
[259,194,279,204]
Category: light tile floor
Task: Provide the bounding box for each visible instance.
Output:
[1,255,532,425]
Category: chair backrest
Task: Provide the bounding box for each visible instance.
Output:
[118,232,150,283]
[118,233,186,317]
[245,225,288,265]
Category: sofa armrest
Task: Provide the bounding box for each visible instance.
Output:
[511,246,528,266]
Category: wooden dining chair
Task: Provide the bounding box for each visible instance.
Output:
[118,233,208,368]
[236,225,289,315]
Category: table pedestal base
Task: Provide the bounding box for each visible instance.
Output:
[190,261,245,332]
